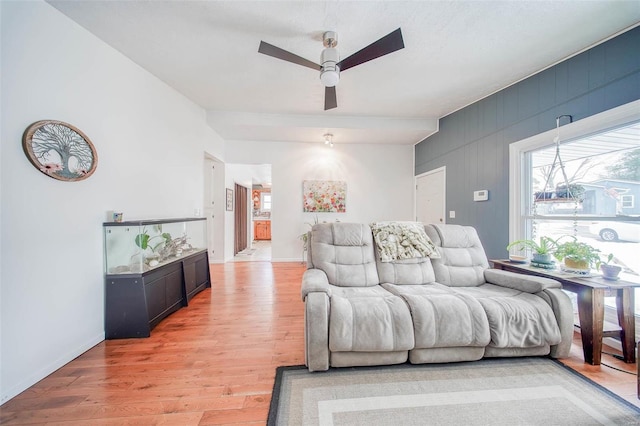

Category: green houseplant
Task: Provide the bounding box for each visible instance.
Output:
[134,226,172,253]
[506,236,558,263]
[553,238,601,270]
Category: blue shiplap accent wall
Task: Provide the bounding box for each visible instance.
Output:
[415,26,640,259]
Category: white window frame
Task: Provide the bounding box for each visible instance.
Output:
[509,99,640,243]
[508,100,640,346]
[621,194,635,209]
[261,192,272,212]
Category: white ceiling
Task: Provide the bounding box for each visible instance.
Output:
[47,1,640,146]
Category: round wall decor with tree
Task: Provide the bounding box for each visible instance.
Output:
[22,120,98,181]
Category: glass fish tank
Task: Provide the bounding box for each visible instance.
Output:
[103,217,207,275]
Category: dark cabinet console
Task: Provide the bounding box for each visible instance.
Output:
[103,218,211,339]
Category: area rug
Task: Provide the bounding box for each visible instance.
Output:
[268,357,640,425]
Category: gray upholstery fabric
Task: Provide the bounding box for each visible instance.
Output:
[331,351,408,367]
[331,285,393,299]
[310,223,379,287]
[409,347,485,363]
[484,345,551,358]
[425,224,488,287]
[329,295,415,352]
[484,269,561,293]
[376,255,437,285]
[382,283,490,348]
[539,288,574,358]
[301,268,331,301]
[453,284,562,348]
[304,292,329,372]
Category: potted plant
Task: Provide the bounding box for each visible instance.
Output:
[555,183,585,201]
[506,236,558,263]
[600,253,622,280]
[553,238,601,271]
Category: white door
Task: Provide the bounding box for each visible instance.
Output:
[204,156,224,262]
[204,158,216,260]
[416,167,446,225]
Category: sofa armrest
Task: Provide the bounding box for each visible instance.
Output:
[305,292,330,371]
[301,268,331,301]
[484,269,561,293]
[540,288,574,358]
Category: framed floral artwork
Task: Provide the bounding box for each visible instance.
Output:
[303,180,346,212]
[22,120,98,181]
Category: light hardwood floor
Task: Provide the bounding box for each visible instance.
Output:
[0,262,637,425]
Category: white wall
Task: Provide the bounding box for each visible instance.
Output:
[0,1,225,403]
[225,141,414,261]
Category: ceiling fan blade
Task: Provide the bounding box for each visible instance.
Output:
[258,41,321,71]
[324,86,337,110]
[337,28,404,72]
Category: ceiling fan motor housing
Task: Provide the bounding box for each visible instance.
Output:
[320,47,340,87]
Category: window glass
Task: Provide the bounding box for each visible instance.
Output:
[261,193,272,212]
[622,195,634,209]
[523,121,640,289]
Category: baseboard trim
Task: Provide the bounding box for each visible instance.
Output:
[1,332,105,405]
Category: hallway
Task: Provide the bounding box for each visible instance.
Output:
[233,240,271,262]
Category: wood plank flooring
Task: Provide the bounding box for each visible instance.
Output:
[1,261,638,425]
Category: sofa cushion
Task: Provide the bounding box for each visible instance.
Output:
[310,223,379,287]
[329,294,414,352]
[425,224,489,287]
[376,256,437,285]
[452,284,562,348]
[332,285,392,299]
[382,283,490,348]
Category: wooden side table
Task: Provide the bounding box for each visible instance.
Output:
[492,259,639,365]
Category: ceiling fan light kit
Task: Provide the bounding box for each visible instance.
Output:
[258,28,404,110]
[320,47,340,87]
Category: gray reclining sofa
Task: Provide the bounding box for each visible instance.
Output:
[301,222,573,372]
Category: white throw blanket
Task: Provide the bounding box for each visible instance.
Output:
[370,221,440,262]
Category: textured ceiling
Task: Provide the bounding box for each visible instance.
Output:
[47,1,640,145]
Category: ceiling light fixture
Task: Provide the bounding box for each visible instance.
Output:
[323,133,334,148]
[320,32,340,88]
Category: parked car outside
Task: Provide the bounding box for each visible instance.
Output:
[589,221,640,242]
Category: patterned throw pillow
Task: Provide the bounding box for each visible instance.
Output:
[370,221,440,262]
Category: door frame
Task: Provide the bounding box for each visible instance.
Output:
[414,166,446,224]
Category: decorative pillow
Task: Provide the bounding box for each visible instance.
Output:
[370,222,440,263]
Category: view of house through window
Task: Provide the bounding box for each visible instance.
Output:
[522,121,640,296]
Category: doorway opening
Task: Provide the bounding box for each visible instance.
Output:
[226,163,272,262]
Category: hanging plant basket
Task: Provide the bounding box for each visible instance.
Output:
[555,184,585,201]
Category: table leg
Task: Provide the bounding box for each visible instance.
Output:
[577,288,605,365]
[616,287,636,363]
